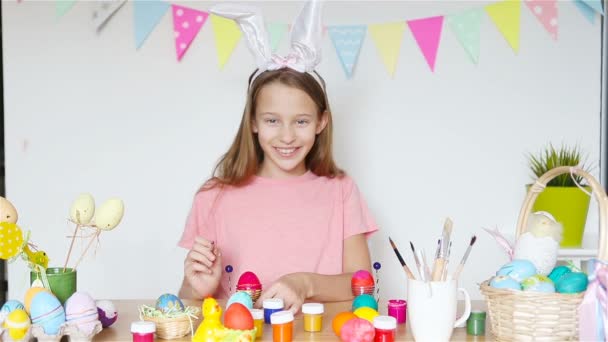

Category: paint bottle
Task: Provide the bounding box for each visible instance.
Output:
[263,298,284,324]
[387,299,406,324]
[250,309,264,338]
[302,303,324,332]
[131,321,155,342]
[271,310,294,342]
[466,310,486,336]
[373,315,397,342]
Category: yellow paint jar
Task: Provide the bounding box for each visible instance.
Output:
[250,308,264,338]
[302,303,324,332]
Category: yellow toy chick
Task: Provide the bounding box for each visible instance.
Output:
[23,244,49,269]
[192,297,226,342]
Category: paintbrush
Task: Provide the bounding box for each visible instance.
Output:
[452,235,477,280]
[389,237,415,280]
[432,218,453,281]
[410,241,424,280]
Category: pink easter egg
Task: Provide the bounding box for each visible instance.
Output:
[65,292,99,335]
[351,270,375,287]
[340,317,375,342]
[237,271,262,290]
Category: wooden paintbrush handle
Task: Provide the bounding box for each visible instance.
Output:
[431,258,445,281]
[403,265,416,280]
[452,263,464,280]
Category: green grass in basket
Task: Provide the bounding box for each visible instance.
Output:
[528,144,590,187]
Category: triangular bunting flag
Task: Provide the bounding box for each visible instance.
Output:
[133,0,170,50]
[369,22,406,78]
[268,23,288,52]
[56,0,76,18]
[328,25,366,79]
[210,14,242,69]
[574,0,597,23]
[172,5,208,62]
[92,0,127,32]
[524,0,558,40]
[447,9,483,64]
[580,0,604,14]
[407,16,444,72]
[486,0,521,53]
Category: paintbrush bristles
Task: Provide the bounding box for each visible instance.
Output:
[389,237,397,250]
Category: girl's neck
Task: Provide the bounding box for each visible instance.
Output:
[256,161,308,179]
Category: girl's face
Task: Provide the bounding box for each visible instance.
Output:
[253,82,327,178]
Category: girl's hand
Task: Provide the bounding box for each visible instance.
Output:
[255,273,312,314]
[183,236,222,298]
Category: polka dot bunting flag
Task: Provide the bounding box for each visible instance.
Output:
[524,0,558,40]
[171,4,209,61]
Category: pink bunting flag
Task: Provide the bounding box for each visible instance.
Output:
[524,0,558,40]
[407,16,444,72]
[172,4,209,61]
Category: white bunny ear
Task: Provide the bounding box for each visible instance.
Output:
[288,0,324,72]
[209,3,273,70]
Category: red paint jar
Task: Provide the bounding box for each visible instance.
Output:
[131,321,155,342]
[373,315,396,342]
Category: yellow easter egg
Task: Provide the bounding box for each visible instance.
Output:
[0,196,18,224]
[69,193,95,224]
[353,307,379,323]
[4,308,31,340]
[95,198,124,231]
[24,286,50,314]
[0,222,23,260]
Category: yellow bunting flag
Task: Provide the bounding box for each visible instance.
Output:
[486,0,521,53]
[369,22,406,78]
[210,14,242,69]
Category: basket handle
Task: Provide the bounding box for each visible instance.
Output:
[515,166,608,261]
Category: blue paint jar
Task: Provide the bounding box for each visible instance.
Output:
[263,298,284,324]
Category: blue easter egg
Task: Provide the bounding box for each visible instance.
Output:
[556,272,589,294]
[226,291,253,310]
[496,259,537,282]
[1,300,25,315]
[155,293,184,313]
[490,276,521,290]
[30,291,66,335]
[548,266,572,284]
[352,294,378,311]
[522,275,555,293]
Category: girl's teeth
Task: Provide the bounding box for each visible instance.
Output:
[277,148,296,155]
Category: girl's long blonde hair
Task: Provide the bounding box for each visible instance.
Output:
[204,68,343,189]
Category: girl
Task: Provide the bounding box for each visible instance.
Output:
[178,1,378,313]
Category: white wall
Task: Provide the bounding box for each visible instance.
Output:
[3,1,602,302]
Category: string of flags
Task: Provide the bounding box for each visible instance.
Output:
[35,0,607,78]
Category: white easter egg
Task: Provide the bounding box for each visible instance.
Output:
[0,197,18,224]
[70,193,95,224]
[94,199,124,231]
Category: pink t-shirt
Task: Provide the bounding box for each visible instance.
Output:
[178,171,378,299]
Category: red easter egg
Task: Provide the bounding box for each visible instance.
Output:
[351,270,375,287]
[224,303,254,330]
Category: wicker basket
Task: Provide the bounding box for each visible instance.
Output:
[142,314,193,340]
[480,166,608,341]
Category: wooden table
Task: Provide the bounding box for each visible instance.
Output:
[95,300,490,341]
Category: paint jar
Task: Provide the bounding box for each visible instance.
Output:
[373,315,397,342]
[271,310,294,342]
[131,321,155,342]
[466,310,486,336]
[302,303,324,332]
[250,308,264,338]
[263,298,284,324]
[387,299,406,324]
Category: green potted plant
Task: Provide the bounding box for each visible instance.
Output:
[527,143,593,248]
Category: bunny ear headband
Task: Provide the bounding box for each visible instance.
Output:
[210,0,325,87]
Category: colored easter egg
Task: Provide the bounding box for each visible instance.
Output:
[1,300,25,316]
[65,292,99,335]
[224,303,254,330]
[96,300,117,328]
[0,197,18,224]
[30,291,65,335]
[236,271,262,290]
[155,293,184,313]
[496,259,537,282]
[351,270,375,287]
[340,317,375,342]
[24,287,50,314]
[548,265,572,284]
[490,276,521,290]
[0,222,23,260]
[352,294,378,311]
[332,311,357,337]
[522,275,555,293]
[70,193,95,224]
[353,307,379,323]
[95,198,124,231]
[3,308,30,340]
[556,272,589,293]
[226,291,253,310]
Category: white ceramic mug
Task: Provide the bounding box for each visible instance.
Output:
[407,279,471,342]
